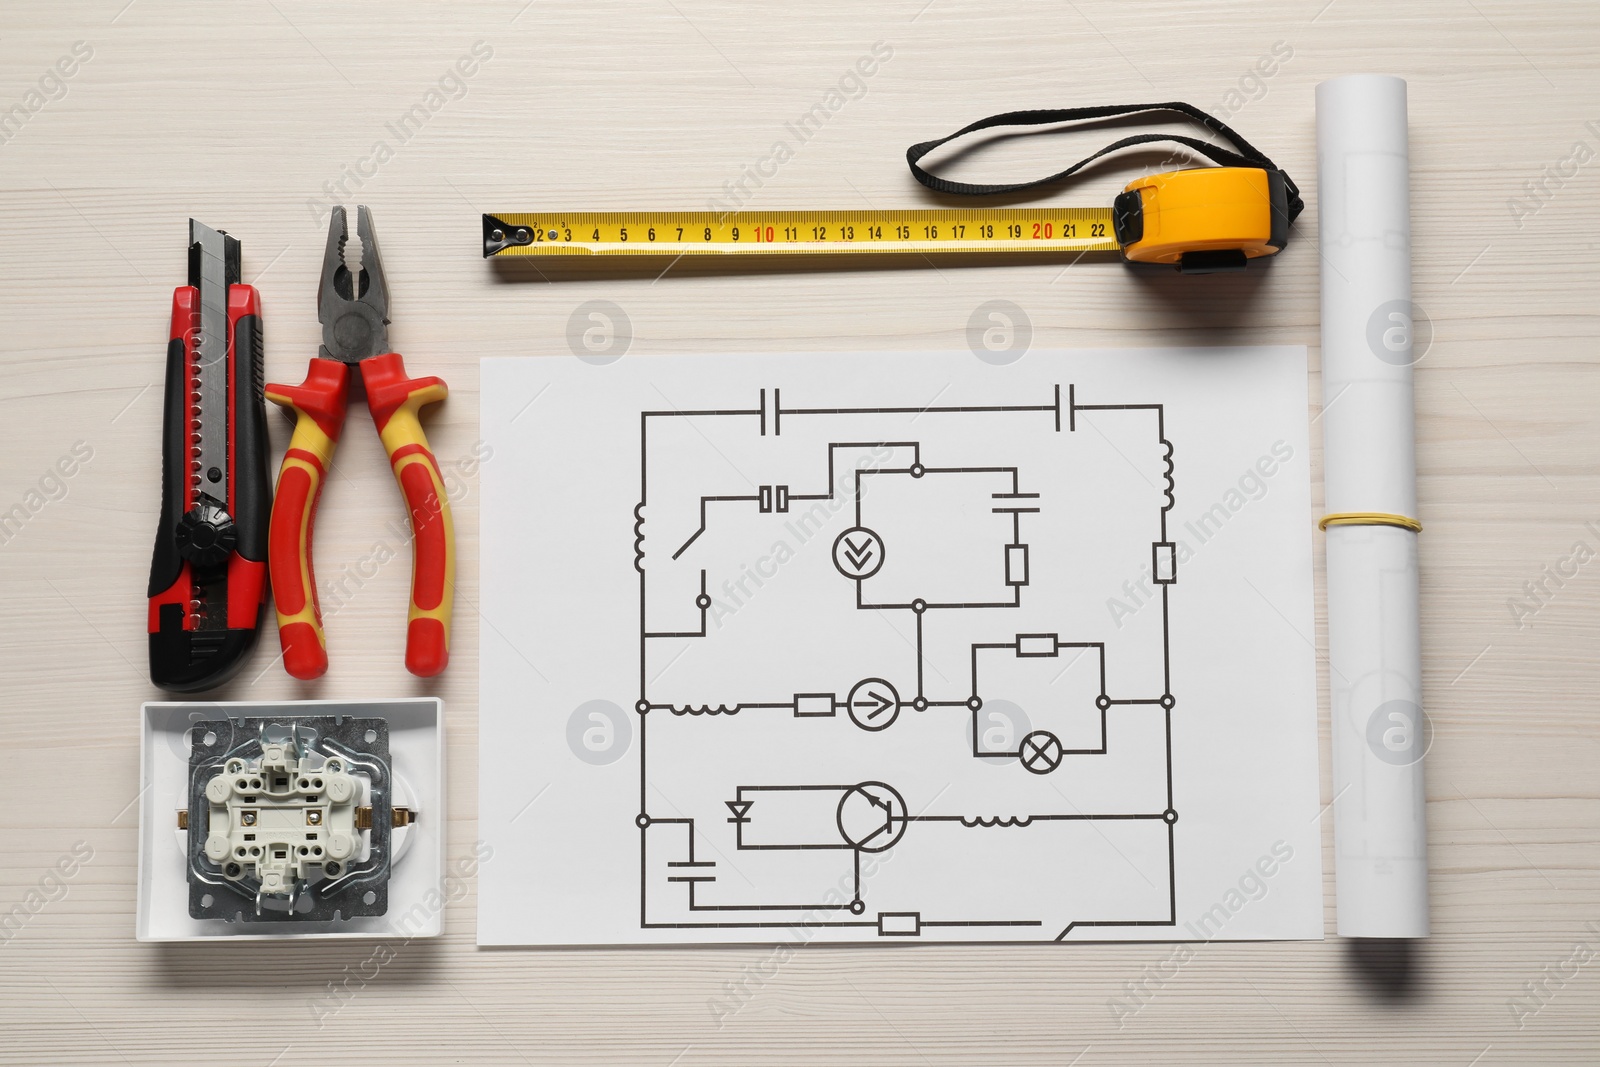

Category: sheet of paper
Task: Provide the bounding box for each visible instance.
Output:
[479,348,1323,945]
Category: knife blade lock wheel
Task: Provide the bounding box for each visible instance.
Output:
[147,221,272,692]
[267,205,455,681]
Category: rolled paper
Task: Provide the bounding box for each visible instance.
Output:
[1316,74,1429,938]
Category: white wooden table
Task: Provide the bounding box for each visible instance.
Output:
[1,1,1596,1062]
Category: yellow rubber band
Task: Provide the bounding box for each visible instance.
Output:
[1318,512,1422,533]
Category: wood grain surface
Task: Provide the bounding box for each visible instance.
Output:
[1,1,1597,1063]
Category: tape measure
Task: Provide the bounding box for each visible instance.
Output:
[483,166,1288,272]
[482,103,1300,274]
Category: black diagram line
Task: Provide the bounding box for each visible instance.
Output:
[672,497,761,559]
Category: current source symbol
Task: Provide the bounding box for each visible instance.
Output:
[846,677,901,731]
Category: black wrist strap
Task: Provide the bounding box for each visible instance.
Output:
[906,102,1302,223]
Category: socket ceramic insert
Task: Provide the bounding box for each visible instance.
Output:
[202,736,361,897]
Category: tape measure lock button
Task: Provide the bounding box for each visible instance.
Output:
[1111,189,1144,247]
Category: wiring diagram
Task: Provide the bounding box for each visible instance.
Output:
[633,383,1180,940]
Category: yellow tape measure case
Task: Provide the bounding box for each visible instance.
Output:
[1113,167,1291,273]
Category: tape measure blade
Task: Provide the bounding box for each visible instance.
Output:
[484,210,1120,257]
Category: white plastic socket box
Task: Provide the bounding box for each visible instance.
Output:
[137,698,444,941]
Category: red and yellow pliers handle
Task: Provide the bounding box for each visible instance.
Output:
[266,353,454,679]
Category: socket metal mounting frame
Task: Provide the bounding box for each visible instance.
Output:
[185,715,395,923]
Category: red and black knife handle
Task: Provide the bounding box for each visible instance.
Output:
[147,283,271,692]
